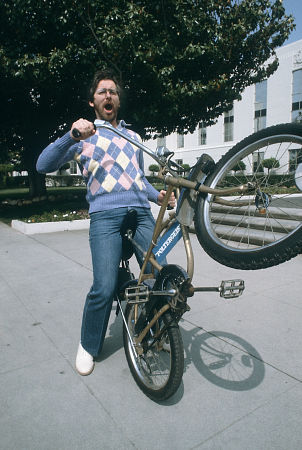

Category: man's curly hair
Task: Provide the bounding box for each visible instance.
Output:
[88,69,122,102]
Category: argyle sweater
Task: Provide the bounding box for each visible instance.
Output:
[36,121,160,213]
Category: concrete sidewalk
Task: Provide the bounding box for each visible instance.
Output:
[1,220,302,449]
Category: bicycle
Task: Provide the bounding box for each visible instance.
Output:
[88,121,302,401]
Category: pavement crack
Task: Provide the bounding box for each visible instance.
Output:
[189,382,300,450]
[79,381,139,450]
[27,234,92,271]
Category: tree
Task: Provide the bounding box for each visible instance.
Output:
[148,164,160,176]
[0,0,294,196]
[233,161,246,173]
[0,0,95,196]
[182,164,191,173]
[0,163,14,187]
[262,157,280,174]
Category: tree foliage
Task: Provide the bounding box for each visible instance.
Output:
[0,0,294,195]
[233,160,246,172]
[262,157,280,173]
[148,164,160,175]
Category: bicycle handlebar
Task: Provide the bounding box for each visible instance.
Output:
[72,121,253,205]
[72,121,182,176]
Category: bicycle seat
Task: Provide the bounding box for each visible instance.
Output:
[120,209,138,261]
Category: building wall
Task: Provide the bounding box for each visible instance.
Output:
[144,39,302,173]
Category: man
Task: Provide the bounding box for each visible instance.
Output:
[36,69,175,376]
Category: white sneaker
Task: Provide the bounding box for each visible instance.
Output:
[75,343,95,376]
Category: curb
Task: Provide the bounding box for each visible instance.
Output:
[10,204,165,235]
[11,219,90,235]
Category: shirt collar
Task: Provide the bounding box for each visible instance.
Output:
[94,119,131,130]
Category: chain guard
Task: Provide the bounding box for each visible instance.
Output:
[153,264,192,312]
[133,265,191,336]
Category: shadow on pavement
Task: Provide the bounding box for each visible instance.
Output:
[183,327,265,391]
[95,305,265,404]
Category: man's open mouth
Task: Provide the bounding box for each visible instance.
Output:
[104,103,113,112]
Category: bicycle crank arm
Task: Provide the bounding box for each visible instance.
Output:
[194,279,245,299]
[194,286,220,292]
[150,289,177,297]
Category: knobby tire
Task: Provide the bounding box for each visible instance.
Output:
[123,303,184,401]
[194,123,302,269]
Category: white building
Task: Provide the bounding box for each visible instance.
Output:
[144,38,302,173]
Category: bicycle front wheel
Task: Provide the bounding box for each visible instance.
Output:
[123,302,184,401]
[194,123,302,269]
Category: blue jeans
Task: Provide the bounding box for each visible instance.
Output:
[81,207,157,357]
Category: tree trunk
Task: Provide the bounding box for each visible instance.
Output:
[23,134,48,198]
[27,168,47,197]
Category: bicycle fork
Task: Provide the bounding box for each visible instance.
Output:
[117,296,172,358]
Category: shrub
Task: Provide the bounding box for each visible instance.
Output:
[45,175,85,187]
[233,161,246,172]
[25,209,89,223]
[262,158,280,174]
[5,176,29,188]
[149,164,160,175]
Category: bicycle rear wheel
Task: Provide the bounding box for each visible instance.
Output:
[123,302,184,401]
[194,123,302,269]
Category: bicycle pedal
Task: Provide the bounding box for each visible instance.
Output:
[219,279,244,299]
[125,285,150,304]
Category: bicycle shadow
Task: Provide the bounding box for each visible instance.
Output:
[96,308,265,404]
[181,324,265,391]
[158,326,265,406]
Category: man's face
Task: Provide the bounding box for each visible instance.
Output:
[89,79,120,127]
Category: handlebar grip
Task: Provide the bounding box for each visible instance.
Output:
[72,124,96,139]
[72,128,82,139]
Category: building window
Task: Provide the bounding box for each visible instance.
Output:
[224,107,234,142]
[292,69,302,122]
[175,159,184,170]
[289,148,302,172]
[177,133,184,148]
[198,122,207,145]
[253,151,264,173]
[175,159,183,166]
[157,136,166,148]
[69,160,78,174]
[254,80,267,131]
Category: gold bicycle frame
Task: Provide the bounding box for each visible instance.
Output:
[94,122,250,346]
[136,170,252,284]
[133,175,251,346]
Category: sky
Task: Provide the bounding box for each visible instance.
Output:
[282,0,302,45]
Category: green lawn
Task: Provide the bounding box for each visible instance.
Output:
[0,187,88,224]
[0,181,164,225]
